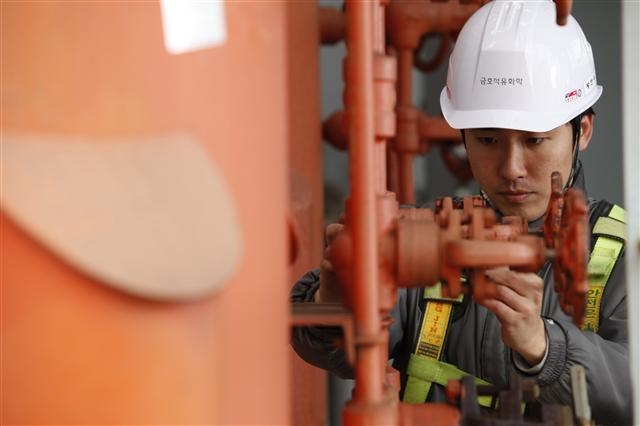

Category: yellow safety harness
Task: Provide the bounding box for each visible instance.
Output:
[583,204,626,332]
[402,281,495,407]
[402,205,626,405]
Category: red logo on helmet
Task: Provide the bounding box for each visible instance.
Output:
[564,88,582,103]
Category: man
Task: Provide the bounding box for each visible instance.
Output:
[291,1,630,424]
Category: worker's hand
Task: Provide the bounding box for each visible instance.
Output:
[476,268,547,366]
[314,223,344,303]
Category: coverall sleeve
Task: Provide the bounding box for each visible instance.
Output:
[290,270,408,379]
[526,257,631,426]
[290,269,354,379]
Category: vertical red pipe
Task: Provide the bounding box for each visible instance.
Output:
[373,1,387,194]
[287,3,327,424]
[387,148,399,193]
[346,0,383,404]
[397,48,416,204]
[375,140,387,192]
[397,49,413,106]
[399,153,415,204]
[373,0,399,391]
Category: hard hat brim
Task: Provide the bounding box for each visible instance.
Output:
[440,86,602,133]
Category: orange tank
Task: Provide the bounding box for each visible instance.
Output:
[1,1,326,424]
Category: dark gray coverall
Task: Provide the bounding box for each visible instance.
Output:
[291,167,631,425]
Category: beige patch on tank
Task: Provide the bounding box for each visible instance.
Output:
[1,132,242,300]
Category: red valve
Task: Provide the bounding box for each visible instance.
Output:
[540,171,589,325]
[543,171,564,249]
[552,188,589,326]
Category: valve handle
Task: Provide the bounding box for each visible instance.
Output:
[552,188,589,326]
[543,171,564,249]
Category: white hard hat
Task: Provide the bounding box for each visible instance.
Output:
[440,0,602,132]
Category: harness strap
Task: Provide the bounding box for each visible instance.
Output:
[402,283,489,405]
[583,205,626,332]
[608,204,626,223]
[405,353,494,407]
[403,297,454,404]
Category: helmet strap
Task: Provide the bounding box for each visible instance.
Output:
[566,113,585,189]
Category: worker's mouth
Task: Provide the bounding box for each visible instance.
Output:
[499,191,533,203]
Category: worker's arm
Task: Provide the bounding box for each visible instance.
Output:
[538,258,630,426]
[290,269,354,378]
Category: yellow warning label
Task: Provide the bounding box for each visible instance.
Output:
[416,301,452,359]
[582,286,604,332]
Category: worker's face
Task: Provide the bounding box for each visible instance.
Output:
[465,116,593,222]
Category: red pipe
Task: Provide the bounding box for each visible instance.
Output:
[319,6,346,44]
[395,48,417,204]
[554,0,573,25]
[397,49,413,105]
[398,153,414,204]
[345,0,383,405]
[385,0,483,203]
[445,239,544,270]
[373,0,403,402]
[387,146,399,193]
[418,115,460,142]
[375,143,387,194]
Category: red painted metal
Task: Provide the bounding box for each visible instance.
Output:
[287,2,328,423]
[542,171,589,326]
[331,182,588,319]
[324,110,349,150]
[345,0,384,407]
[554,189,590,326]
[289,172,327,425]
[544,171,566,249]
[554,0,574,25]
[2,3,293,424]
[386,0,481,203]
[321,1,476,197]
[319,6,346,45]
[322,0,574,202]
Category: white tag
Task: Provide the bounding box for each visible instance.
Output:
[160,0,226,55]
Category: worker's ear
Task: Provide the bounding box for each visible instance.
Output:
[578,114,594,151]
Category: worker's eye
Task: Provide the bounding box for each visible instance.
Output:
[526,137,547,145]
[476,137,497,146]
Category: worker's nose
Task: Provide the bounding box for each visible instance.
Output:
[498,143,527,181]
